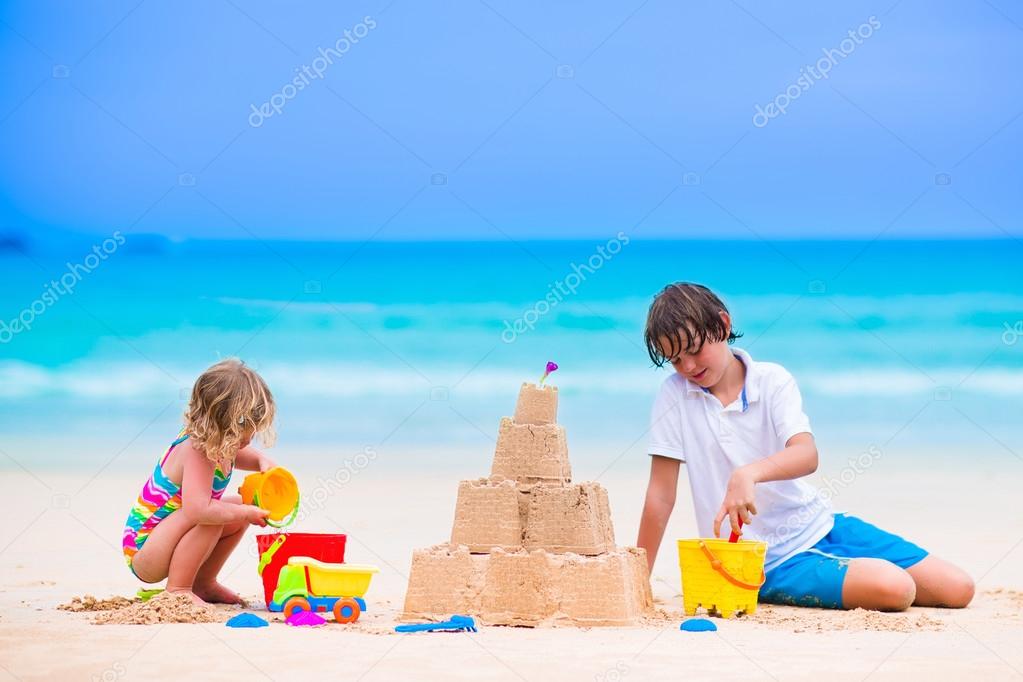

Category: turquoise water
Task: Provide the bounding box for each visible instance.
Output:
[1,238,1020,470]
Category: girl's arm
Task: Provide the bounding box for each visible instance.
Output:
[637,455,681,573]
[234,445,277,473]
[714,432,818,538]
[180,445,268,526]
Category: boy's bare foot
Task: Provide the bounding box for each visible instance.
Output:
[193,581,246,605]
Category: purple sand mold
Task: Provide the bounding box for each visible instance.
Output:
[287,610,327,627]
[226,613,269,628]
[680,618,718,632]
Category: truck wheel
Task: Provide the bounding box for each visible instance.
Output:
[283,596,311,620]
[333,597,361,623]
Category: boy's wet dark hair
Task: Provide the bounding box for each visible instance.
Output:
[644,282,742,367]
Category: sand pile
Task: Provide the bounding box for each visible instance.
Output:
[752,605,946,633]
[402,381,654,627]
[93,592,219,625]
[59,595,135,612]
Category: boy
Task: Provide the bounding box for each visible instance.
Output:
[636,283,974,610]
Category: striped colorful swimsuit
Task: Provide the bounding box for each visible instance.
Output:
[122,432,233,572]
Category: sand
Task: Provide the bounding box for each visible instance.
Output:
[491,418,572,483]
[402,545,651,626]
[984,588,1023,620]
[92,591,219,625]
[449,478,616,554]
[512,382,559,425]
[404,383,653,625]
[2,457,1023,680]
[748,605,946,633]
[58,594,135,612]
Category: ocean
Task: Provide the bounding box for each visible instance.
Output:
[1,237,1020,473]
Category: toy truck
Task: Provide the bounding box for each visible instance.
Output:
[270,556,379,623]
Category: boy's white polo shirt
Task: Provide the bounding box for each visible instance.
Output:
[648,347,833,572]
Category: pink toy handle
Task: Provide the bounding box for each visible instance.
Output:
[539,361,558,386]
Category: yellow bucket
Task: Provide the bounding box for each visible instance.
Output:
[677,538,767,618]
[239,467,300,528]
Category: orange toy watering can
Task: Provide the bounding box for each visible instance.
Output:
[239,467,300,528]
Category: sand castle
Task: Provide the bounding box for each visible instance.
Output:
[402,381,654,626]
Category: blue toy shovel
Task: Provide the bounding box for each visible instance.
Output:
[394,615,477,633]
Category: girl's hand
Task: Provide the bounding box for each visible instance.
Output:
[243,505,270,527]
[714,467,758,538]
[258,455,277,473]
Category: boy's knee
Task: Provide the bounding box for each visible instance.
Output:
[876,571,916,611]
[941,573,975,608]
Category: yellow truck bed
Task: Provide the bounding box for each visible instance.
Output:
[288,557,379,598]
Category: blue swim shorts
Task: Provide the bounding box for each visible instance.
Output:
[759,513,928,609]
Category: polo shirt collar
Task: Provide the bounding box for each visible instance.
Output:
[684,347,760,411]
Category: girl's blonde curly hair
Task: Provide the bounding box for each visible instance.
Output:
[184,359,276,467]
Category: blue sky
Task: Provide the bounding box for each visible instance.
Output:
[1,0,1021,241]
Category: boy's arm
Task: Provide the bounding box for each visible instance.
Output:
[637,455,681,573]
[743,432,818,483]
[714,432,818,538]
[234,445,277,472]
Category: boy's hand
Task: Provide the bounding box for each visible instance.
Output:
[243,505,270,527]
[714,467,758,538]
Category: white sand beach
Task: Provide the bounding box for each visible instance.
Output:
[1,454,1021,681]
[3,0,1019,678]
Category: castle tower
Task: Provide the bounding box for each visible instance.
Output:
[401,381,654,626]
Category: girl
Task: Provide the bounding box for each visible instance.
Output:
[122,359,279,604]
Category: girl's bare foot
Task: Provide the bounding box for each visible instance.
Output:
[193,581,246,605]
[165,588,208,607]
